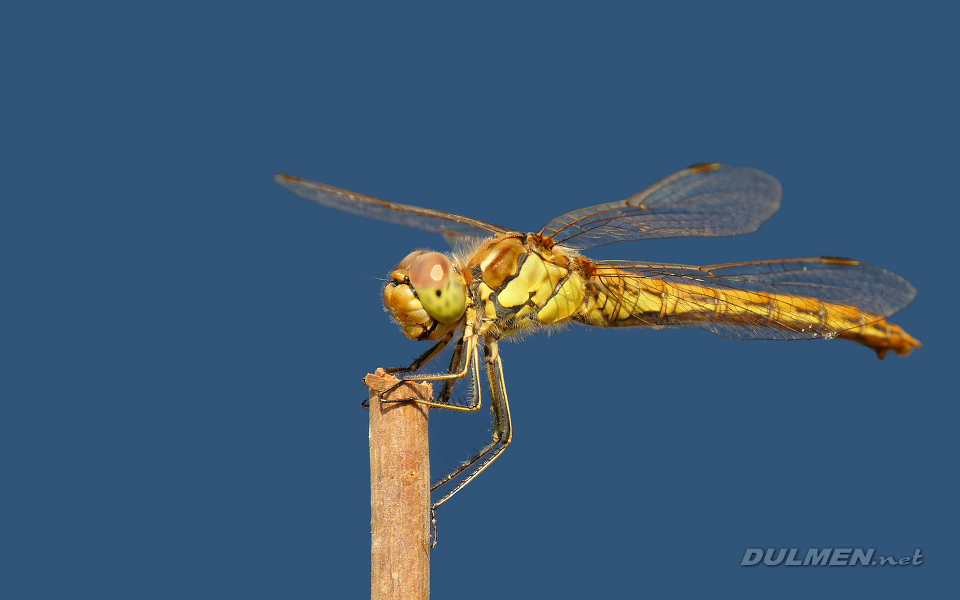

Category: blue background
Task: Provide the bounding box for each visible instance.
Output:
[4,2,956,598]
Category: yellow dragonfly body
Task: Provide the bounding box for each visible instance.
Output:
[275,162,920,517]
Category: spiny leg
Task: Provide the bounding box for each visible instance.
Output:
[380,334,485,412]
[430,340,512,497]
[429,338,513,546]
[435,334,469,406]
[361,332,455,409]
[379,309,480,409]
[380,333,473,409]
[384,329,456,375]
[365,328,470,410]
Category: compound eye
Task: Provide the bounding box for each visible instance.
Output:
[396,250,426,270]
[408,252,466,323]
[409,252,452,289]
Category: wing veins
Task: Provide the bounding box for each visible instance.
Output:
[540,164,783,250]
[274,173,512,240]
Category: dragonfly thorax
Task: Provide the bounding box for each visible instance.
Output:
[383,250,467,341]
[468,233,590,337]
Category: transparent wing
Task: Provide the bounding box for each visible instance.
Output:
[588,256,917,340]
[275,173,511,240]
[540,163,782,250]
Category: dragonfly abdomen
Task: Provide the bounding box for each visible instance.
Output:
[579,263,922,358]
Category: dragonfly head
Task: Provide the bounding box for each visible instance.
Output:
[383,250,467,340]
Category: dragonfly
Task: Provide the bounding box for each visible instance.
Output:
[275,163,921,524]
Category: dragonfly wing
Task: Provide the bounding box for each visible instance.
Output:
[588,257,917,341]
[540,163,782,250]
[440,230,489,250]
[275,174,511,240]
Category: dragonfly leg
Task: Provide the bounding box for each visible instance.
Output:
[379,333,475,409]
[383,329,456,375]
[429,339,513,546]
[361,332,457,409]
[379,334,486,413]
[434,335,468,406]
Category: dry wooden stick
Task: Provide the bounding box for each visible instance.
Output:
[367,368,432,600]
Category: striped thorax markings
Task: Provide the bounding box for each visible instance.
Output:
[470,234,587,333]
